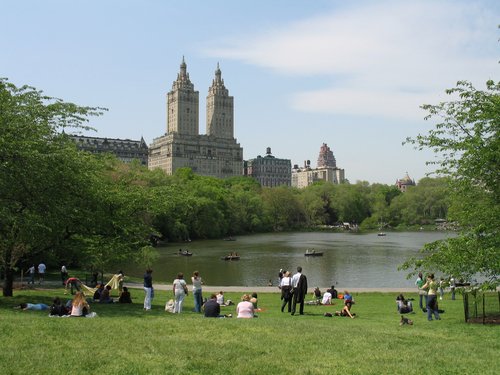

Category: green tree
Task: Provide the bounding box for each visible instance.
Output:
[0,79,154,296]
[402,80,500,288]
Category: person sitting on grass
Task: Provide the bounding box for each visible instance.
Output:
[118,286,132,303]
[99,285,113,303]
[14,303,49,311]
[321,290,333,305]
[203,294,228,318]
[250,292,259,309]
[335,300,355,319]
[93,284,104,301]
[70,292,90,317]
[313,287,322,302]
[236,294,255,318]
[49,297,69,316]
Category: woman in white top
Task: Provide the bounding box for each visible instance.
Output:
[322,291,332,305]
[236,294,254,318]
[172,272,188,313]
[280,271,293,313]
[70,292,89,317]
[191,271,203,313]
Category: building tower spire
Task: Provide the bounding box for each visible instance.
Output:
[167,57,199,135]
[206,63,234,139]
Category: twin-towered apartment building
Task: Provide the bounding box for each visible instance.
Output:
[71,58,345,188]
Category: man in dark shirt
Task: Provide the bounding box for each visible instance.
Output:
[204,294,223,318]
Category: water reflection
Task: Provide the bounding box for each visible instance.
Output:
[122,232,454,288]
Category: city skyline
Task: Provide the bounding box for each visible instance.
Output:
[2,0,498,184]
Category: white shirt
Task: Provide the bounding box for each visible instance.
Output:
[291,272,302,288]
[322,292,332,305]
[192,277,202,291]
[61,265,67,273]
[38,263,46,274]
[280,276,292,288]
[216,293,224,305]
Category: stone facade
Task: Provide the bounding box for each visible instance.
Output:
[291,143,345,188]
[245,147,291,187]
[149,58,243,178]
[70,135,148,166]
[395,172,415,192]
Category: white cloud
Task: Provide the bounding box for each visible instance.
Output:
[206,0,498,120]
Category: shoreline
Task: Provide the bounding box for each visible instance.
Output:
[15,280,417,294]
[124,282,416,294]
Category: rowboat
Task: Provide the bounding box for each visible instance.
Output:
[221,255,240,260]
[304,251,323,257]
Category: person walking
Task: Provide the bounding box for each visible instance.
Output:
[173,272,188,314]
[27,265,35,285]
[291,266,308,316]
[37,262,46,284]
[422,273,441,321]
[280,271,293,312]
[191,271,203,313]
[143,269,153,311]
[60,265,68,286]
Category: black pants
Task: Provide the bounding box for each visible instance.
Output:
[291,289,304,315]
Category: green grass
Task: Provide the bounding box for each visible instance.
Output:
[1,287,498,375]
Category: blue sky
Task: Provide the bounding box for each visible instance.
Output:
[2,0,498,184]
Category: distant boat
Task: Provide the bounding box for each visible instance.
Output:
[221,255,240,260]
[178,250,193,256]
[304,250,323,257]
[377,232,386,237]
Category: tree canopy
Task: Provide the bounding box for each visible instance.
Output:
[0,79,154,296]
[401,80,500,289]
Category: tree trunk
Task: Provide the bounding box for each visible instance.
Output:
[2,267,14,297]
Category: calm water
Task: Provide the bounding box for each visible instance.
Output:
[122,231,454,288]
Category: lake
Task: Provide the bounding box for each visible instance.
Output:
[121,231,455,288]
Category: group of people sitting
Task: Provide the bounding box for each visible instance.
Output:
[203,292,259,318]
[309,286,339,305]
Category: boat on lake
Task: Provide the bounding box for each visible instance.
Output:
[304,249,323,256]
[221,253,240,260]
[178,249,193,256]
[377,232,386,237]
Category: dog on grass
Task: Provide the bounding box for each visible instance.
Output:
[400,315,413,325]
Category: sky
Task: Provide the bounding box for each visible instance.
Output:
[2,0,498,184]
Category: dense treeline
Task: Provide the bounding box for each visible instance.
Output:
[117,162,451,240]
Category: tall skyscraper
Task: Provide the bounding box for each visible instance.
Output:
[149,58,243,178]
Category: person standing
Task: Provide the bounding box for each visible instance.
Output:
[60,265,68,286]
[449,276,456,300]
[143,269,153,311]
[173,272,188,314]
[27,265,35,285]
[116,271,125,293]
[37,262,46,284]
[422,273,441,321]
[191,271,203,313]
[291,266,308,316]
[415,272,427,310]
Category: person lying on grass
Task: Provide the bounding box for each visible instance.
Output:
[14,303,49,311]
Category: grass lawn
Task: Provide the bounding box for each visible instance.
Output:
[0,286,498,375]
